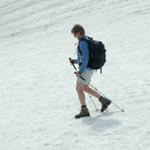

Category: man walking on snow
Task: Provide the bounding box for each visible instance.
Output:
[70,24,111,119]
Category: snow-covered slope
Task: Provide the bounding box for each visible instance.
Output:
[0,0,150,150]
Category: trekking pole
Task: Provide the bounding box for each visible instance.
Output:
[69,58,125,112]
[88,94,99,111]
[69,58,98,111]
[86,83,125,112]
[89,84,125,112]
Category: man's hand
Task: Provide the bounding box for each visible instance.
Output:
[69,59,76,65]
[74,72,81,77]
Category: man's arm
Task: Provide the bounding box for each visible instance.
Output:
[79,41,89,73]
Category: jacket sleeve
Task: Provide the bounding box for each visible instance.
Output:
[79,41,89,73]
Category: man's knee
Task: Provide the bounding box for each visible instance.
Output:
[83,85,90,92]
[76,83,84,92]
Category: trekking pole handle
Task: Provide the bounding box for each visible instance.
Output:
[69,58,86,81]
[69,58,77,71]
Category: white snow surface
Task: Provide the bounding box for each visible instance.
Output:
[0,0,150,150]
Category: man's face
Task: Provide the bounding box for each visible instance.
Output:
[73,32,82,39]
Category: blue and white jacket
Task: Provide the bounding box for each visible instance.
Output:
[75,35,90,74]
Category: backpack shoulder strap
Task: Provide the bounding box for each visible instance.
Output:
[79,38,88,43]
[78,36,92,54]
[78,38,88,55]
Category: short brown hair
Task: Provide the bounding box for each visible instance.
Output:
[71,24,85,35]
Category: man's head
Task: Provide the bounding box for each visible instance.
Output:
[71,24,85,39]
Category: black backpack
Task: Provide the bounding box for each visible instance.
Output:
[78,36,106,72]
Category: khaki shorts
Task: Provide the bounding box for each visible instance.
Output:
[77,70,94,85]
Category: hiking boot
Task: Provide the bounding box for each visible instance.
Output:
[75,106,90,119]
[99,96,112,112]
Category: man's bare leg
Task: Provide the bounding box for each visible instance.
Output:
[75,82,90,118]
[76,82,86,106]
[83,84,112,112]
[83,84,102,99]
